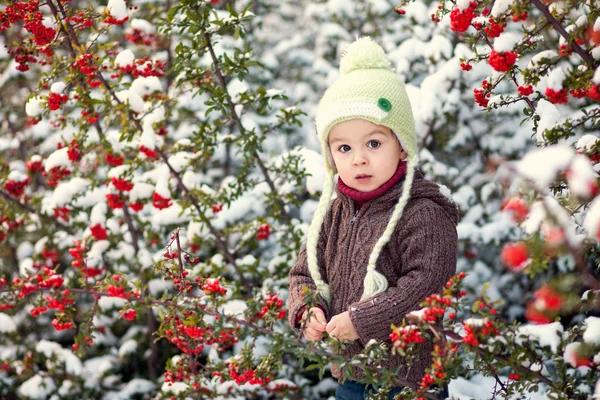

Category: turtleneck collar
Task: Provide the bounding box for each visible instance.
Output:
[337,160,407,208]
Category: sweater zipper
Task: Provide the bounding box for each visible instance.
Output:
[350,209,358,225]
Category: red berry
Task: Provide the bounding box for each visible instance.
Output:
[501,242,529,271]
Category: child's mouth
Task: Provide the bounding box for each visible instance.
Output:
[355,175,372,183]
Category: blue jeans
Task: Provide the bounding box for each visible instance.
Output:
[335,380,449,400]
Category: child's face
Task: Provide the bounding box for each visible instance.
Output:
[328,119,406,192]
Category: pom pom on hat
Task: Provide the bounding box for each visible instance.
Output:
[339,37,392,75]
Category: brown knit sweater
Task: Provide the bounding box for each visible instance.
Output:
[287,169,459,386]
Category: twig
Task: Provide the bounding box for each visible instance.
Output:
[529,0,595,67]
[202,31,290,222]
[0,189,74,234]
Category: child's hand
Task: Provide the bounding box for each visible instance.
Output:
[301,307,327,341]
[326,311,359,341]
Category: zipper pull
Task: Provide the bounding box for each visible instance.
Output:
[350,209,358,225]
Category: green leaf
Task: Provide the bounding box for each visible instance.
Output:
[481,281,490,297]
[305,363,320,371]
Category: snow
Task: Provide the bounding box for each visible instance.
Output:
[90,202,108,225]
[113,379,155,399]
[36,340,83,376]
[97,296,125,311]
[449,374,549,399]
[148,278,174,296]
[516,144,574,187]
[44,178,90,208]
[567,155,597,199]
[0,313,16,332]
[115,49,135,67]
[516,322,563,353]
[584,197,600,239]
[528,50,558,69]
[107,0,128,20]
[130,18,155,33]
[130,76,162,97]
[575,134,599,152]
[18,375,56,399]
[82,355,118,389]
[140,124,156,149]
[7,170,29,182]
[456,0,472,11]
[50,82,66,94]
[86,240,110,267]
[547,67,567,91]
[44,147,72,171]
[115,90,145,113]
[583,316,600,345]
[161,381,188,394]
[491,0,515,17]
[118,339,138,357]
[494,32,521,52]
[25,96,44,117]
[129,182,154,202]
[594,67,600,84]
[564,342,588,368]
[220,299,247,318]
[535,100,561,144]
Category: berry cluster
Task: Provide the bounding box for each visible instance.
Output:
[47,92,68,111]
[118,58,166,78]
[105,153,124,166]
[125,28,158,46]
[139,145,158,159]
[518,85,534,96]
[501,197,529,223]
[488,50,518,72]
[227,362,271,386]
[26,156,44,173]
[201,278,227,295]
[525,285,563,324]
[106,193,125,209]
[449,2,477,33]
[545,87,568,104]
[111,176,134,191]
[69,240,103,278]
[44,165,71,186]
[152,192,172,209]
[256,224,270,240]
[54,206,71,222]
[72,53,101,88]
[501,241,529,271]
[4,176,31,197]
[67,139,81,162]
[390,325,425,351]
[0,217,24,241]
[484,19,505,38]
[256,294,286,320]
[90,223,108,240]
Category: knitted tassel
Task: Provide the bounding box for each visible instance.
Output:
[361,268,389,300]
[360,155,418,301]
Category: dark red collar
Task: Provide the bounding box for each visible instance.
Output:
[337,161,407,208]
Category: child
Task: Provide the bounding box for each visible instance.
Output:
[287,37,458,399]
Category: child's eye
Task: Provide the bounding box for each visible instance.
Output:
[367,140,381,149]
[338,144,351,153]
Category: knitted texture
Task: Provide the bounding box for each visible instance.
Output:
[307,36,417,304]
[288,170,459,386]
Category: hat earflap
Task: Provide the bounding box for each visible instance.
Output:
[305,159,335,306]
[360,155,418,301]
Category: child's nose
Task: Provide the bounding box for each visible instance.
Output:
[352,150,368,166]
